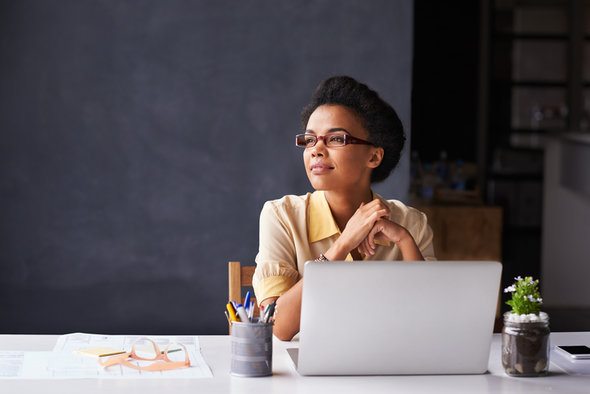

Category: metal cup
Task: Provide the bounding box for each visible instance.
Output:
[230,321,273,377]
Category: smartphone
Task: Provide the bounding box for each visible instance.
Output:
[556,345,590,360]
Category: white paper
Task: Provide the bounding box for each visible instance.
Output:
[0,333,213,379]
[0,352,54,379]
[0,351,25,377]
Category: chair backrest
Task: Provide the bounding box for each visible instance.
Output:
[228,261,259,319]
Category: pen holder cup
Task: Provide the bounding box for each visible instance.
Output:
[230,321,273,377]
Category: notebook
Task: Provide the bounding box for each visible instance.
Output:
[288,260,502,375]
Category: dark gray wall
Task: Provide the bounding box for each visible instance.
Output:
[0,0,413,334]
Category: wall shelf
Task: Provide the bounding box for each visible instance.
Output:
[510,127,557,133]
[483,0,589,288]
[509,81,567,87]
[487,172,544,181]
[494,33,569,40]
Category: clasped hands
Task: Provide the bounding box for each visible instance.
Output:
[338,198,411,258]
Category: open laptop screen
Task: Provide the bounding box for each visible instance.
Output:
[295,261,502,375]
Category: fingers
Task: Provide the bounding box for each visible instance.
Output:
[371,208,390,220]
[353,200,390,225]
[364,225,379,255]
[361,219,391,257]
[358,237,373,257]
[371,198,391,214]
[364,236,372,254]
[363,238,376,256]
[359,199,390,218]
[368,223,380,250]
[342,200,392,253]
[357,243,366,257]
[366,236,375,255]
[361,198,388,209]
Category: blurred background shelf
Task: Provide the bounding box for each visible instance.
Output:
[412,1,590,330]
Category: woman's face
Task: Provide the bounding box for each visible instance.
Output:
[303,104,382,192]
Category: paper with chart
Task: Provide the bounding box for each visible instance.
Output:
[0,333,212,379]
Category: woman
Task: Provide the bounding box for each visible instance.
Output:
[252,76,436,341]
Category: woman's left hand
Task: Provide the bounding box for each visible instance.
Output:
[357,218,410,257]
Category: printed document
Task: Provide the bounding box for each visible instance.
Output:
[0,333,213,379]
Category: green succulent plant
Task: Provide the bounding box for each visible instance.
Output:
[504,276,543,315]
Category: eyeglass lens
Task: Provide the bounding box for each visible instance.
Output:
[296,133,347,147]
[132,338,160,360]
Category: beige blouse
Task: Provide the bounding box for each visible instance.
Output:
[252,190,436,305]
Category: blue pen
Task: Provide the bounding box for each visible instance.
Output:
[248,300,254,320]
[244,291,251,312]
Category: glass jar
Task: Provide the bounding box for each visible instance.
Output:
[502,312,550,377]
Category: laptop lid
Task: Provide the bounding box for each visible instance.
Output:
[295,261,502,375]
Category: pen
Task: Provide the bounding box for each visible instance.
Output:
[224,310,231,324]
[259,304,266,323]
[248,300,254,321]
[263,306,270,323]
[244,291,251,313]
[235,303,249,323]
[263,300,276,323]
[226,302,239,322]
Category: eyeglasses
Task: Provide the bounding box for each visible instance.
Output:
[98,337,191,372]
[295,133,374,148]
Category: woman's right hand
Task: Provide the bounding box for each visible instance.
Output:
[326,199,390,259]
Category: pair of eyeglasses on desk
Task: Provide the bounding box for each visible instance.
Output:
[98,337,191,372]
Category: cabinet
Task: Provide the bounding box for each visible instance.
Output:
[416,205,503,262]
[415,204,503,320]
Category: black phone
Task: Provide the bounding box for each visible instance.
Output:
[556,345,590,360]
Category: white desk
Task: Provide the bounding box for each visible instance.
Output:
[1,332,590,393]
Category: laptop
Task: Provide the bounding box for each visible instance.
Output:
[287,261,502,375]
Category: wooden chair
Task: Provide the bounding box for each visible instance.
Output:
[228,261,260,330]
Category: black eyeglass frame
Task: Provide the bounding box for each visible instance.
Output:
[295,133,374,148]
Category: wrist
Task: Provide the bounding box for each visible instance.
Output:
[395,230,424,261]
[394,228,413,245]
[315,253,329,262]
[324,239,349,261]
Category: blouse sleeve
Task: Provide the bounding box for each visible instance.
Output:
[415,211,437,261]
[252,201,300,305]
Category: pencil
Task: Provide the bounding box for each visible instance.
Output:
[226,302,239,322]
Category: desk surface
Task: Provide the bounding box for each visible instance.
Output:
[1,332,590,394]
